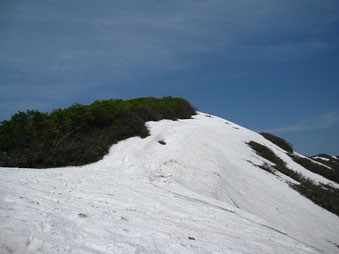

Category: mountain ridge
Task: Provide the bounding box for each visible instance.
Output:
[0,112,338,253]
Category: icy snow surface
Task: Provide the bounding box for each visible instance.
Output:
[1,113,339,253]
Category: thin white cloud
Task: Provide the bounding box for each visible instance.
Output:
[1,0,338,81]
[266,112,339,133]
[1,0,339,120]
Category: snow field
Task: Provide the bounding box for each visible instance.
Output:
[1,112,338,253]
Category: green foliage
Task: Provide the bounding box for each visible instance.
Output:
[290,154,339,184]
[259,132,293,153]
[248,140,339,216]
[0,97,196,168]
[247,141,285,166]
[248,141,302,180]
[293,180,339,216]
[311,154,339,172]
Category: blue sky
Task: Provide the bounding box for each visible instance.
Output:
[1,0,338,156]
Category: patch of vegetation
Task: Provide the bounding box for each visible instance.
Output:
[0,97,195,168]
[314,153,339,163]
[248,141,339,216]
[258,162,275,174]
[293,180,339,216]
[259,132,293,153]
[248,141,303,180]
[311,154,339,171]
[247,141,285,166]
[290,154,339,184]
[247,160,275,175]
[158,140,166,145]
[314,159,339,172]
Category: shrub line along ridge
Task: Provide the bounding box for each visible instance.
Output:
[0,97,196,168]
[247,140,339,216]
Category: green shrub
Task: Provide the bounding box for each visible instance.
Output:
[293,180,339,216]
[311,154,339,172]
[247,140,339,216]
[259,132,293,153]
[0,97,196,168]
[290,154,339,184]
[248,141,303,181]
[247,141,286,166]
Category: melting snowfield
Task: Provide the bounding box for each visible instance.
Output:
[1,113,338,253]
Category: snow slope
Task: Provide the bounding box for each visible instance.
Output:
[1,112,338,253]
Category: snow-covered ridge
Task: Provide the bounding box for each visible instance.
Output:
[313,156,330,161]
[1,112,338,253]
[311,154,339,165]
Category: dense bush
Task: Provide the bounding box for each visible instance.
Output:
[290,154,339,184]
[313,159,339,172]
[247,141,339,216]
[311,154,339,171]
[314,154,339,162]
[247,141,302,180]
[0,97,196,168]
[293,180,339,216]
[247,141,285,167]
[259,132,293,153]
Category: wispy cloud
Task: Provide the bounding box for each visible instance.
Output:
[265,112,339,133]
[1,0,338,81]
[1,0,339,120]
